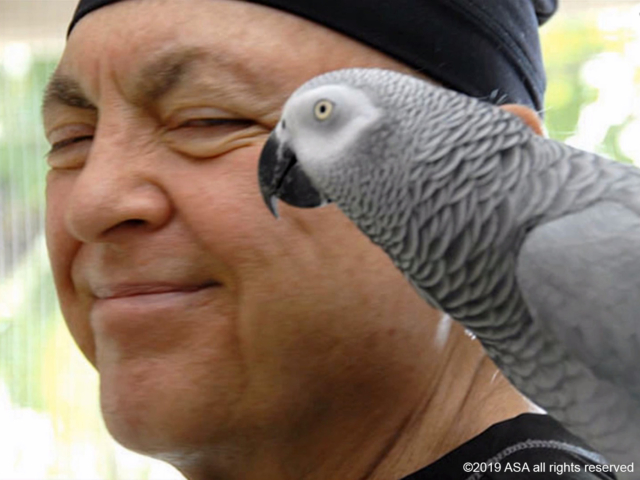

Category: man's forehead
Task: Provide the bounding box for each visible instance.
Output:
[46,4,373,115]
[57,1,321,88]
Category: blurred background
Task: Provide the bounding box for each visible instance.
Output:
[1,0,640,478]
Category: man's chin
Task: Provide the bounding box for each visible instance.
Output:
[97,353,245,457]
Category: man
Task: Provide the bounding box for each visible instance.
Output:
[42,0,615,478]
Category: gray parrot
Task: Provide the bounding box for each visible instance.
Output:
[257,68,640,474]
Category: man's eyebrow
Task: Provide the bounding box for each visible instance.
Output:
[42,74,96,114]
[42,46,267,117]
[132,47,210,106]
[41,47,207,117]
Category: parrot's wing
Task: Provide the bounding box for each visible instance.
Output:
[516,201,640,399]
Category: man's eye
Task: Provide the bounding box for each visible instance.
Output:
[164,116,266,159]
[48,135,93,154]
[176,118,254,129]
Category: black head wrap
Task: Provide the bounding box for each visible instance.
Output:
[67,0,557,111]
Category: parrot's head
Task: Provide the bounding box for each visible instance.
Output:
[258,68,436,218]
[257,67,513,219]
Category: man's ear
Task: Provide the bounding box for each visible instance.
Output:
[499,104,545,136]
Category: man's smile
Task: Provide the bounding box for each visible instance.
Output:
[89,280,222,334]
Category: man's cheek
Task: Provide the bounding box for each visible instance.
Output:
[46,184,76,292]
[45,174,95,362]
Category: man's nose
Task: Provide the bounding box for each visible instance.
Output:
[64,121,173,243]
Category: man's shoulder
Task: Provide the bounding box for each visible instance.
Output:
[401,414,616,480]
[474,437,617,480]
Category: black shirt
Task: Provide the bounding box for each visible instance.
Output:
[402,414,617,480]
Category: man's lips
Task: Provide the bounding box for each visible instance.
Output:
[92,281,220,300]
[89,281,223,336]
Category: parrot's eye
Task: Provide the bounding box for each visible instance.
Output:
[313,100,334,121]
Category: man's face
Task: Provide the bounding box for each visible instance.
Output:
[43,0,442,468]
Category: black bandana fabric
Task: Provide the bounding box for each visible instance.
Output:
[67,0,556,111]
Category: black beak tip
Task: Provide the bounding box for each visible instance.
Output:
[258,133,283,219]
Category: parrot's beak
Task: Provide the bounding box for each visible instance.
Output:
[258,129,327,218]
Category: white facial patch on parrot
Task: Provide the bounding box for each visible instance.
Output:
[279,84,383,179]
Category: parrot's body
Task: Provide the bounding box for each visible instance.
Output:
[257,68,640,475]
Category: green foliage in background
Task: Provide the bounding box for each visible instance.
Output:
[0,58,55,196]
[542,12,637,163]
[543,17,603,139]
[0,57,58,411]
